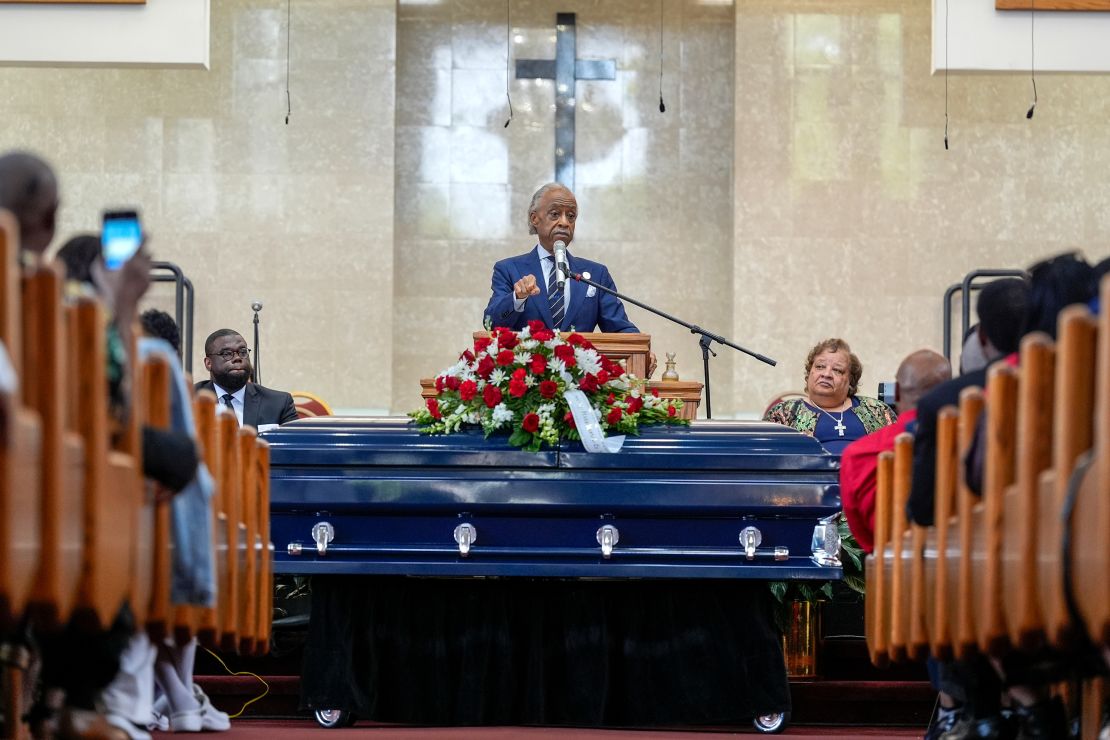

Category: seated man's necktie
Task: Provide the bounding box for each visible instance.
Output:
[221,393,238,424]
[547,256,564,328]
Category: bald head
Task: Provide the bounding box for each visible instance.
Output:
[0,150,59,256]
[895,349,952,414]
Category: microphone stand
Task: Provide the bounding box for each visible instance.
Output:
[570,272,775,419]
[251,302,263,385]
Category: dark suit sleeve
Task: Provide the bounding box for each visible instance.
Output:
[907,395,939,526]
[278,392,298,425]
[484,259,526,330]
[595,266,638,333]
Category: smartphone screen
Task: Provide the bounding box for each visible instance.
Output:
[102,210,142,271]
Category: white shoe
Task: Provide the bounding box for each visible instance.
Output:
[105,713,154,740]
[169,707,204,732]
[148,695,169,732]
[192,684,231,732]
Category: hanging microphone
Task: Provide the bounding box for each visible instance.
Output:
[553,240,569,289]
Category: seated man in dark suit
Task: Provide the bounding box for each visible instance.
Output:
[484,183,638,334]
[195,329,297,428]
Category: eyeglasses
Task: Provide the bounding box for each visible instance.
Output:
[207,348,250,360]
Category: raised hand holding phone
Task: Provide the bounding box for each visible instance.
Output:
[101,209,143,271]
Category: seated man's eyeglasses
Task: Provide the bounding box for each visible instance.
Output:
[208,348,251,360]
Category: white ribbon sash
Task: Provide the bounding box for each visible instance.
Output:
[564,389,624,453]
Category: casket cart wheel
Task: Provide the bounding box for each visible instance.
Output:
[314,709,357,728]
[752,711,788,733]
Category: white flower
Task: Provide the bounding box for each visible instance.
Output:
[538,403,556,418]
[491,403,514,424]
[520,339,539,351]
[544,338,559,350]
[517,352,532,366]
[550,358,566,375]
[518,326,532,340]
[524,375,537,387]
[575,347,602,375]
[489,368,507,386]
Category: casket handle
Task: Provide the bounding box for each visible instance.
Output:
[739,526,762,560]
[596,524,620,559]
[312,521,335,555]
[453,522,477,557]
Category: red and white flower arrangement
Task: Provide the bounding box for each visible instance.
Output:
[410,321,688,452]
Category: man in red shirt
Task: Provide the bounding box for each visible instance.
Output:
[839,349,951,552]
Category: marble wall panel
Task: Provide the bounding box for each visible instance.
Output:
[0,0,397,413]
[733,0,1110,418]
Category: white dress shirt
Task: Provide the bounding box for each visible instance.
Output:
[211,382,246,426]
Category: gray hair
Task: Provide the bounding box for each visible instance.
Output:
[527,182,570,235]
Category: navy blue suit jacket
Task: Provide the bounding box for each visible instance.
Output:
[483,249,638,333]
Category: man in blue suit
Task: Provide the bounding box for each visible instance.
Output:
[484,183,639,335]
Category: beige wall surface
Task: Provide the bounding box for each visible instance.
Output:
[0,0,396,412]
[393,0,737,415]
[732,0,1110,417]
[4,0,1108,418]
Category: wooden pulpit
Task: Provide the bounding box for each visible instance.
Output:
[419,331,703,420]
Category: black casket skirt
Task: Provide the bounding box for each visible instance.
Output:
[301,575,790,726]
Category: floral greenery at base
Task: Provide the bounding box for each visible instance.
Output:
[410,322,689,452]
[769,512,866,632]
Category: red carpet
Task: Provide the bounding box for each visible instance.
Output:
[153,720,924,738]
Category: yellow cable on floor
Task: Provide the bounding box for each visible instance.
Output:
[202,647,270,719]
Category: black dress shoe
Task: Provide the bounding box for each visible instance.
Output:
[940,714,1018,740]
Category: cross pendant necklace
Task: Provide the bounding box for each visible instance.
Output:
[833,415,846,436]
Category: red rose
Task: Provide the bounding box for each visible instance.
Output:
[522,413,540,432]
[528,320,547,334]
[651,388,660,397]
[596,369,609,385]
[579,374,599,392]
[533,328,555,342]
[426,398,442,419]
[564,411,576,428]
[530,354,547,375]
[567,333,585,346]
[667,405,677,417]
[606,393,615,405]
[553,344,576,367]
[475,336,492,354]
[603,359,623,376]
[509,378,528,398]
[435,376,446,392]
[498,328,518,350]
[539,380,558,399]
[606,407,623,426]
[581,339,595,351]
[497,349,515,366]
[459,380,477,401]
[477,355,495,378]
[512,367,526,380]
[627,396,643,413]
[445,376,460,391]
[461,349,475,363]
[483,385,502,408]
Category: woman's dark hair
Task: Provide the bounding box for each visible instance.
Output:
[804,338,863,396]
[141,309,181,353]
[1023,252,1097,339]
[55,234,102,285]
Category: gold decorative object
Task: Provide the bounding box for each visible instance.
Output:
[782,599,821,677]
[661,352,680,382]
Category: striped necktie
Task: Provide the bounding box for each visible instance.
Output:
[546,256,564,329]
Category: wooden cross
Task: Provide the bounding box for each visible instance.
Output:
[515,13,617,191]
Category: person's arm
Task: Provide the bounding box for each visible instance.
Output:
[278,392,298,425]
[839,438,878,554]
[483,260,535,329]
[594,266,638,333]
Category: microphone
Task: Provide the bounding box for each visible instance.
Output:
[553,240,569,289]
[251,300,263,312]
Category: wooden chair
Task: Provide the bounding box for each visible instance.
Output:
[1072,275,1110,649]
[140,356,173,638]
[973,364,1019,656]
[237,427,259,655]
[193,391,222,649]
[217,410,241,652]
[865,450,894,667]
[1038,306,1098,648]
[888,433,914,663]
[927,405,960,660]
[254,440,272,656]
[0,210,42,628]
[1001,333,1056,650]
[72,297,139,629]
[23,269,85,631]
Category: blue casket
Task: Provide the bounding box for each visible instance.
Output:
[266,417,844,582]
